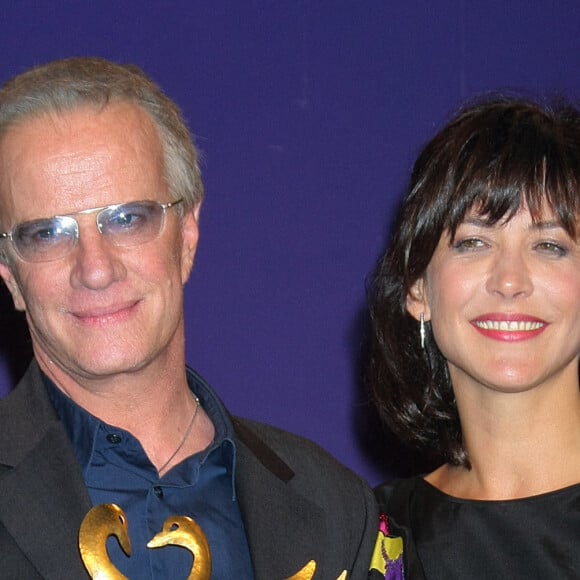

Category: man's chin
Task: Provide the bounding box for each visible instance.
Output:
[36,348,152,383]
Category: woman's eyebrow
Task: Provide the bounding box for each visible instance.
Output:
[459,217,565,231]
[459,217,492,228]
[529,219,564,231]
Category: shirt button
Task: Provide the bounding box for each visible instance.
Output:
[106,434,122,444]
[153,486,164,499]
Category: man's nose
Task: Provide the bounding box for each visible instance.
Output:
[69,225,126,290]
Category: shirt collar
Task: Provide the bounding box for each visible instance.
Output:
[43,366,238,493]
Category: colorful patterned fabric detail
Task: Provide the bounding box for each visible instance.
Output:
[368,513,404,579]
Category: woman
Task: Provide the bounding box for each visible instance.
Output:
[367,96,580,579]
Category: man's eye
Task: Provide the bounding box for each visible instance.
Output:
[107,208,149,230]
[113,213,139,227]
[37,228,60,239]
[20,222,64,244]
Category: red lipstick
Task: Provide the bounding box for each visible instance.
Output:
[470,313,547,342]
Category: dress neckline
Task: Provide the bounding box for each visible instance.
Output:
[418,475,580,505]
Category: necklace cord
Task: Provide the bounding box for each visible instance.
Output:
[158,394,200,475]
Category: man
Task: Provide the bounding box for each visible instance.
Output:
[0,57,377,579]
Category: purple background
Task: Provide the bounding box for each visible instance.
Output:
[1,1,580,485]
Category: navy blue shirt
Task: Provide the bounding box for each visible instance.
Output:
[45,368,254,579]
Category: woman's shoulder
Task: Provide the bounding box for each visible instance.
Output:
[375,475,424,512]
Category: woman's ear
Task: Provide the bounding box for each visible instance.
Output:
[406,278,430,322]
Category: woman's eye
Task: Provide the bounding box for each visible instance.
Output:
[452,238,485,251]
[535,241,567,256]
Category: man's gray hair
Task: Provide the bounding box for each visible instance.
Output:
[0,57,203,213]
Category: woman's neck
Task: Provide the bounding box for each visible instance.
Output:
[427,378,580,500]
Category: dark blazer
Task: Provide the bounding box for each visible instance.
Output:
[0,362,377,579]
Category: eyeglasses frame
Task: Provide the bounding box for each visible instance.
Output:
[0,198,184,263]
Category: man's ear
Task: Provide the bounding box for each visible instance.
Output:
[406,277,430,322]
[180,203,201,284]
[0,261,26,312]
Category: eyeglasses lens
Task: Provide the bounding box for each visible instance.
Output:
[97,202,164,246]
[14,216,77,262]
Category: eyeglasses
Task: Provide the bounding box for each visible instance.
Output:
[0,198,183,263]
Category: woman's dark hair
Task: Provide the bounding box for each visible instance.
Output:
[368,95,580,468]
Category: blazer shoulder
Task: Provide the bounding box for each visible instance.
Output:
[233,417,378,580]
[233,416,365,485]
[232,416,378,533]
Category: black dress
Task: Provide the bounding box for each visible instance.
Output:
[371,477,580,579]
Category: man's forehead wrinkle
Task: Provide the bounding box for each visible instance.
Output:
[8,147,115,203]
[1,111,160,211]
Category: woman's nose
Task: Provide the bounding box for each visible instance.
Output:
[485,248,533,299]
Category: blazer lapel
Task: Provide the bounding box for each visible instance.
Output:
[233,418,328,580]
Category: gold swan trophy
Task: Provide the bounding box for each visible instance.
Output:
[79,504,347,579]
